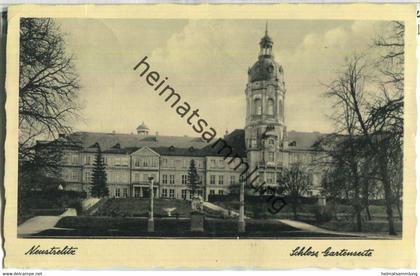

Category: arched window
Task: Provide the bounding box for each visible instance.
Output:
[267,98,274,115]
[278,100,283,119]
[254,98,262,115]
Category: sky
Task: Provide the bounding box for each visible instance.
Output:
[56,18,388,137]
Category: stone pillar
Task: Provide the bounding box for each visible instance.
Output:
[238,180,245,233]
[190,212,204,232]
[148,177,154,232]
[317,196,326,206]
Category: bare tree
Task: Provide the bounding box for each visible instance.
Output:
[324,41,403,235]
[372,21,404,221]
[277,163,312,220]
[19,18,80,160]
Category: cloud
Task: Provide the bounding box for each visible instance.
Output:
[62,19,388,136]
[279,20,386,133]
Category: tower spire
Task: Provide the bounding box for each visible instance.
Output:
[265,21,268,36]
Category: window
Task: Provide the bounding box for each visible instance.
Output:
[162,158,168,167]
[189,192,193,199]
[71,170,78,181]
[181,189,187,200]
[279,100,283,119]
[197,190,203,197]
[123,188,128,198]
[134,158,140,167]
[169,189,175,198]
[254,98,262,115]
[115,188,121,198]
[162,174,168,184]
[134,173,140,182]
[210,175,216,185]
[209,189,215,195]
[169,175,175,184]
[114,157,121,166]
[268,152,275,162]
[268,139,274,145]
[218,159,224,167]
[161,188,168,198]
[251,138,257,147]
[121,157,129,167]
[266,172,274,184]
[218,190,224,195]
[84,171,90,183]
[71,155,78,164]
[267,98,274,115]
[142,158,148,167]
[143,174,148,181]
[230,175,235,185]
[218,175,224,185]
[181,175,187,185]
[210,159,216,167]
[85,156,91,165]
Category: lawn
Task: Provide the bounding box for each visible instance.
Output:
[94,198,193,217]
[46,216,354,238]
[210,199,402,234]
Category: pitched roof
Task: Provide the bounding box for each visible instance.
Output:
[56,129,326,156]
[152,146,207,157]
[286,130,325,151]
[200,129,247,158]
[66,131,208,151]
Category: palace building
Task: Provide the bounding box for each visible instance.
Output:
[36,28,326,200]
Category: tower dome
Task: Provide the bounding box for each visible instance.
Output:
[136,121,150,135]
[248,23,282,82]
[248,57,280,82]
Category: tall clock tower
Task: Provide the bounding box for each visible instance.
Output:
[244,25,286,184]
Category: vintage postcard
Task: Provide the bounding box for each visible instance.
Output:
[3,4,417,269]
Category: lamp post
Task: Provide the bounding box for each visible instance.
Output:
[238,179,245,233]
[148,176,154,232]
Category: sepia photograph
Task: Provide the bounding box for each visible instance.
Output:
[16,17,405,240]
[3,4,417,269]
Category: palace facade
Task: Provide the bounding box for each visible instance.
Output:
[36,28,327,200]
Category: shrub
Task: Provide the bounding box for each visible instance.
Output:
[310,205,333,223]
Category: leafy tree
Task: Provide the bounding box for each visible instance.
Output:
[90,144,108,198]
[18,141,65,217]
[187,159,200,197]
[277,163,312,220]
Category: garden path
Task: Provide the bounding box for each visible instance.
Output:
[18,208,77,236]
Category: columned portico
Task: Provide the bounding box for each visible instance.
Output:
[133,185,158,198]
